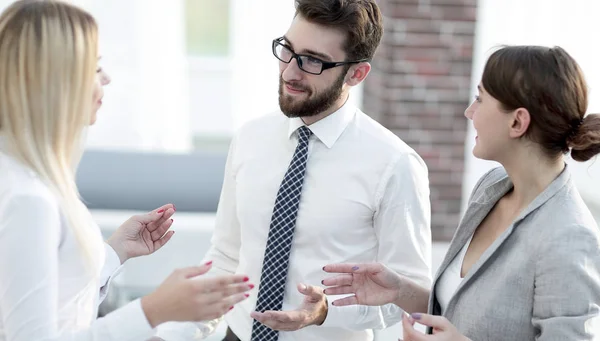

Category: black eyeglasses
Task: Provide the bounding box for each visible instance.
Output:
[272,37,369,75]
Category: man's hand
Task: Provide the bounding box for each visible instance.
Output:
[250,284,328,331]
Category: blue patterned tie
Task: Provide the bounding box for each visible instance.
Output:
[251,126,312,341]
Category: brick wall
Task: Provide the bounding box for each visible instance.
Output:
[364,0,478,241]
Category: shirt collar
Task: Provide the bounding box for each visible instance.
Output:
[287,99,356,149]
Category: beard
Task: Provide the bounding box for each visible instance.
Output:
[278,72,346,118]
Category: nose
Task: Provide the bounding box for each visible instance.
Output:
[281,57,303,83]
[101,70,111,86]
[464,100,476,120]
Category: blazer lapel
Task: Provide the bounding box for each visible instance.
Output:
[445,165,573,313]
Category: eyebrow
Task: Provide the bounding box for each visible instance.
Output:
[282,35,333,61]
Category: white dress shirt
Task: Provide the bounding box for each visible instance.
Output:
[0,144,155,341]
[157,101,432,341]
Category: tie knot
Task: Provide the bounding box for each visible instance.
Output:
[297,126,312,144]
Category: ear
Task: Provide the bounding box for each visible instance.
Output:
[509,107,531,139]
[345,62,371,86]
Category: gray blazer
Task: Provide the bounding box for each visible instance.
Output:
[428,166,600,340]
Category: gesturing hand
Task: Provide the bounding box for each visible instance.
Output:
[250,284,328,331]
[107,204,176,264]
[322,262,404,307]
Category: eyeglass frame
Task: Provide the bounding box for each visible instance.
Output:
[272,37,370,75]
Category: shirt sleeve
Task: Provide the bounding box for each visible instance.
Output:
[0,194,155,341]
[532,223,600,340]
[322,152,432,330]
[98,243,124,305]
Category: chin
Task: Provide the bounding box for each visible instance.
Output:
[89,113,98,125]
[472,148,496,162]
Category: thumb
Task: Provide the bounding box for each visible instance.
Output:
[298,283,324,301]
[179,261,213,279]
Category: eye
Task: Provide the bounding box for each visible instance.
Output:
[306,56,321,64]
[475,95,482,103]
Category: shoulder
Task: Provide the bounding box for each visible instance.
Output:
[0,152,59,215]
[236,112,286,138]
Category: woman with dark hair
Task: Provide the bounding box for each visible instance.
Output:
[322,45,600,340]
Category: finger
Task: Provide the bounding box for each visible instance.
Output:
[322,263,376,274]
[250,311,266,323]
[153,230,175,250]
[402,315,428,341]
[206,282,254,304]
[297,283,324,302]
[196,274,250,291]
[148,208,175,232]
[321,274,353,287]
[329,295,359,307]
[177,262,213,279]
[410,313,447,329]
[150,218,174,240]
[153,203,175,213]
[211,292,250,316]
[323,285,355,296]
[133,205,173,225]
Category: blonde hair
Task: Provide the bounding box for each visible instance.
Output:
[0,0,101,274]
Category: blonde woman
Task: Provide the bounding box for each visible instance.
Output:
[0,1,253,340]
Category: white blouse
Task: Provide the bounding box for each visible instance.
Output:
[435,234,473,314]
[0,146,155,341]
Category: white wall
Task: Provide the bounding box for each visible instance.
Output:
[76,0,192,152]
[463,0,600,213]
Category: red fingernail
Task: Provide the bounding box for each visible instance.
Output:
[243,276,249,282]
[205,260,213,266]
[229,306,234,311]
[249,284,255,289]
[244,294,249,298]
[157,209,165,213]
[170,218,174,223]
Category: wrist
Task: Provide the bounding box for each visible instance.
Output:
[141,293,165,328]
[392,277,406,308]
[106,238,128,264]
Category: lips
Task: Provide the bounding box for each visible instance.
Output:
[284,82,308,93]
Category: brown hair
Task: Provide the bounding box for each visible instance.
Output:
[482,45,600,162]
[294,0,383,61]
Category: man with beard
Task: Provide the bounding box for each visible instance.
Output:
[155,1,432,341]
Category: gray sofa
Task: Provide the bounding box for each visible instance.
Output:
[76,149,227,212]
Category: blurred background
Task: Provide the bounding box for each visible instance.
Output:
[1,0,598,339]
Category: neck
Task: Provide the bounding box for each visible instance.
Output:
[499,146,565,209]
[301,93,349,126]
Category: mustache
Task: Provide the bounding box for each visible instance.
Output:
[281,79,310,92]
